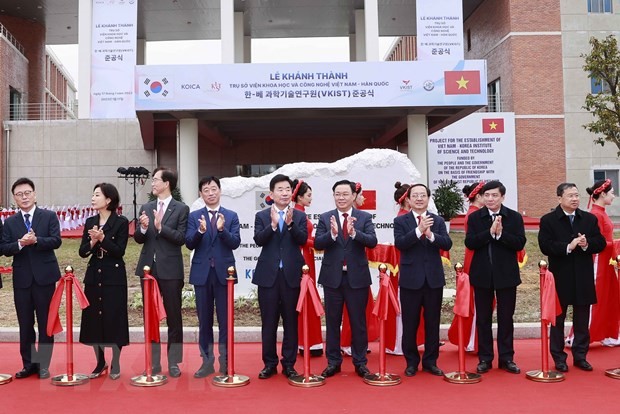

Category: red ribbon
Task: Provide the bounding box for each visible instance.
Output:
[144,273,167,342]
[372,269,400,320]
[296,273,324,317]
[541,269,562,326]
[47,273,90,336]
[453,270,471,318]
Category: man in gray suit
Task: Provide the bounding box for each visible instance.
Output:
[135,167,189,378]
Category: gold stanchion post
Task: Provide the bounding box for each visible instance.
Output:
[525,261,564,382]
[51,266,90,386]
[289,265,325,387]
[364,264,401,386]
[444,263,481,384]
[605,255,620,379]
[131,266,168,387]
[213,266,250,387]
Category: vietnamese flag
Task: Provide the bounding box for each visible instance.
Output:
[357,190,377,210]
[482,118,505,133]
[444,70,481,95]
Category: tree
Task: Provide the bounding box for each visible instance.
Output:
[582,35,620,156]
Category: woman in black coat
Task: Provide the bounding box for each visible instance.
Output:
[79,183,129,380]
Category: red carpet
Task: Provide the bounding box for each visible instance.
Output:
[1,340,619,412]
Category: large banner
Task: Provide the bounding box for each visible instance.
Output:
[90,0,137,118]
[135,60,486,111]
[416,0,464,61]
[428,112,518,210]
[189,149,426,298]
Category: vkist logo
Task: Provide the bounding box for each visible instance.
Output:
[400,79,413,91]
[141,77,172,99]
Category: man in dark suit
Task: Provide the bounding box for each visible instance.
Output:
[186,176,241,377]
[465,180,526,374]
[315,179,377,379]
[2,177,62,379]
[252,174,307,379]
[538,182,606,372]
[394,184,452,377]
[135,167,189,378]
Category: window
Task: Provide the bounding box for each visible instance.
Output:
[591,76,611,94]
[9,87,22,120]
[588,0,613,13]
[594,170,619,193]
[487,79,501,112]
[466,29,471,52]
[235,164,283,177]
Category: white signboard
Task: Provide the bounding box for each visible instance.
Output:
[135,60,486,111]
[91,0,137,118]
[428,112,518,210]
[416,0,465,61]
[190,149,425,298]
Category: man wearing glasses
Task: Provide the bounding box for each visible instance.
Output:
[135,167,189,378]
[465,180,526,375]
[315,179,377,379]
[2,178,62,379]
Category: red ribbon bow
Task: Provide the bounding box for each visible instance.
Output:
[296,272,325,317]
[453,270,471,317]
[541,269,562,326]
[47,272,90,336]
[144,273,167,342]
[372,269,400,320]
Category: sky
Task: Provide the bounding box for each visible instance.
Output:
[49,37,398,90]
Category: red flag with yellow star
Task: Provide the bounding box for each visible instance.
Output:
[482,118,505,133]
[444,70,481,95]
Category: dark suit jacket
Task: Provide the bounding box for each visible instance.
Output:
[79,213,129,286]
[394,212,452,290]
[2,207,62,288]
[252,207,307,289]
[315,208,378,289]
[134,198,189,279]
[186,206,241,286]
[538,206,606,306]
[465,205,526,290]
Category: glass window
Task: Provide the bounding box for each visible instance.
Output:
[591,76,611,94]
[487,79,501,112]
[235,164,283,177]
[588,0,613,13]
[593,170,619,193]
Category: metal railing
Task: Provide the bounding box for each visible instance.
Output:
[9,102,78,121]
[0,23,25,56]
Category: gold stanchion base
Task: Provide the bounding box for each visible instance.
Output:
[130,374,168,387]
[0,373,13,385]
[363,373,401,386]
[50,373,90,386]
[288,374,325,387]
[604,368,620,379]
[212,374,251,387]
[444,371,482,384]
[525,370,565,382]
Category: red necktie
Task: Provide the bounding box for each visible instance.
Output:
[342,213,349,240]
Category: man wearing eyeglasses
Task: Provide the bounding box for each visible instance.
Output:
[465,180,526,375]
[315,179,377,379]
[2,177,62,379]
[394,184,452,377]
[135,167,189,378]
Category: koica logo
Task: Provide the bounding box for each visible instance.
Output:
[140,77,173,99]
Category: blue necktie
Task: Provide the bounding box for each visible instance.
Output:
[24,213,31,232]
[278,210,285,232]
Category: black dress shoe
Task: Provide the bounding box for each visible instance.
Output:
[168,364,181,378]
[404,366,418,377]
[282,366,299,378]
[194,363,215,378]
[574,360,593,371]
[499,360,521,374]
[476,360,492,374]
[258,366,277,379]
[555,362,569,372]
[423,365,444,376]
[321,365,341,377]
[15,366,38,379]
[355,365,370,377]
[38,368,51,379]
